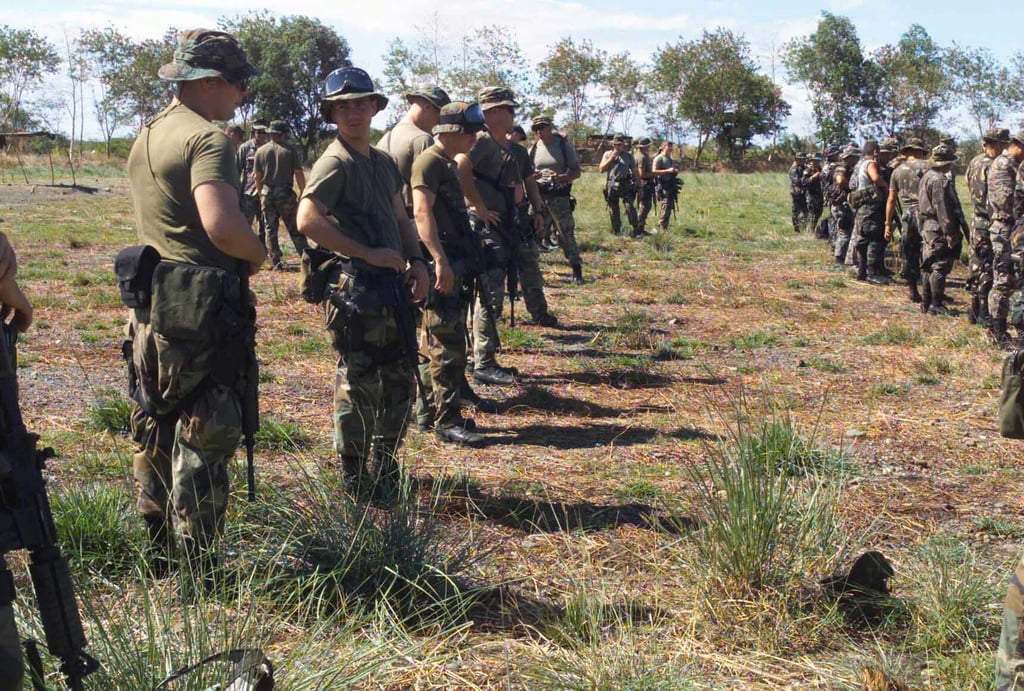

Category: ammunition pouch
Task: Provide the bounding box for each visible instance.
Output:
[608,174,636,198]
[539,180,572,197]
[325,267,407,365]
[848,185,881,210]
[300,246,342,304]
[114,245,161,312]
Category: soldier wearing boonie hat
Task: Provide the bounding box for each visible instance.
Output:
[125,27,267,581]
[886,136,931,304]
[829,146,861,265]
[964,129,1012,325]
[848,139,895,283]
[298,65,430,501]
[254,119,307,269]
[599,133,640,236]
[530,114,585,280]
[788,152,809,233]
[634,137,656,236]
[238,117,269,241]
[984,130,1024,346]
[917,144,961,315]
[377,84,451,216]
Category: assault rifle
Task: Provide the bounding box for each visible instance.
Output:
[0,322,99,690]
[239,271,258,502]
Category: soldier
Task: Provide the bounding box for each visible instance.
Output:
[831,146,861,266]
[376,85,451,218]
[635,137,656,235]
[885,137,930,303]
[125,29,265,578]
[455,86,549,387]
[805,155,824,233]
[599,134,640,236]
[296,66,430,497]
[653,141,682,232]
[237,119,268,240]
[788,153,808,233]
[917,144,962,315]
[224,124,244,149]
[851,139,894,283]
[986,130,1024,346]
[411,102,489,446]
[254,120,307,269]
[819,146,841,240]
[530,115,584,283]
[965,128,1010,325]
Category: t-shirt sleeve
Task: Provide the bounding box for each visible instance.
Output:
[188,131,238,191]
[302,154,346,209]
[410,152,441,192]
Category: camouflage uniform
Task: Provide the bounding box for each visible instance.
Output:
[125,29,260,564]
[851,143,895,281]
[530,116,584,274]
[508,141,553,321]
[0,344,23,690]
[917,146,961,312]
[653,149,681,231]
[987,150,1022,329]
[997,556,1024,689]
[965,132,1009,324]
[888,147,929,289]
[237,121,266,239]
[255,123,308,266]
[805,160,824,231]
[635,139,655,233]
[788,156,808,232]
[831,149,860,264]
[603,137,639,235]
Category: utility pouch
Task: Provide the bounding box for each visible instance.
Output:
[300,247,341,304]
[999,349,1024,438]
[114,245,161,309]
[150,261,242,344]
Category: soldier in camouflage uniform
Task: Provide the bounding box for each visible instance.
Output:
[126,29,265,576]
[986,131,1024,346]
[885,138,930,303]
[788,153,808,233]
[917,145,962,315]
[653,141,682,232]
[530,115,584,283]
[805,156,824,232]
[820,146,841,241]
[850,139,895,283]
[965,128,1010,326]
[832,146,860,266]
[635,137,656,236]
[297,67,430,498]
[410,102,489,446]
[255,120,307,268]
[599,134,640,236]
[237,118,268,239]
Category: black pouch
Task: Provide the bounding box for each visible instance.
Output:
[300,247,341,304]
[114,245,162,309]
[150,261,241,343]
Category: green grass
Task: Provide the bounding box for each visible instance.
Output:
[87,387,133,435]
[728,330,781,349]
[861,324,922,346]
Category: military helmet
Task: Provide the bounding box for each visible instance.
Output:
[478,87,519,111]
[267,120,289,135]
[900,137,928,155]
[983,128,1011,144]
[432,101,486,136]
[403,85,450,110]
[531,115,554,131]
[929,144,958,164]
[319,67,388,120]
[158,29,260,84]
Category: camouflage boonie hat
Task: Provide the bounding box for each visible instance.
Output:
[637,137,652,146]
[1011,130,1024,147]
[267,120,288,135]
[611,134,627,144]
[531,115,553,130]
[840,145,861,160]
[251,118,269,132]
[929,144,957,164]
[825,145,841,158]
[320,66,388,114]
[878,137,899,154]
[984,128,1011,144]
[900,137,927,154]
[432,101,486,135]
[403,85,450,110]
[478,87,519,110]
[158,29,260,83]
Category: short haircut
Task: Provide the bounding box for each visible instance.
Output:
[225,124,244,138]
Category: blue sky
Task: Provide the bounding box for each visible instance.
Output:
[4,0,1020,139]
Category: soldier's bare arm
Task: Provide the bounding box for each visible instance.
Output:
[0,231,15,284]
[194,181,267,275]
[598,150,616,173]
[412,187,452,295]
[293,167,306,196]
[454,154,497,227]
[885,181,899,240]
[393,193,429,302]
[296,196,405,273]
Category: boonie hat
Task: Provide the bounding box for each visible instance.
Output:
[478,87,519,110]
[320,67,388,114]
[267,120,289,135]
[878,137,899,154]
[637,137,652,146]
[432,102,486,136]
[1011,130,1024,147]
[611,134,627,144]
[984,128,1011,144]
[158,29,260,84]
[841,145,861,160]
[251,118,269,132]
[929,144,957,164]
[795,152,807,161]
[404,85,450,110]
[900,137,927,155]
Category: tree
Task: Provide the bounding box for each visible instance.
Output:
[537,37,606,142]
[948,44,1017,138]
[715,76,791,161]
[869,25,950,139]
[223,13,350,158]
[783,12,876,144]
[0,25,60,131]
[598,52,646,135]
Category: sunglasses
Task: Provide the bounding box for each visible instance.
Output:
[324,67,375,98]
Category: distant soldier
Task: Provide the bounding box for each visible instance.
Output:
[653,141,682,232]
[296,66,430,498]
[530,115,584,283]
[805,155,824,233]
[965,128,1010,325]
[254,119,307,268]
[599,134,640,236]
[885,137,930,303]
[224,124,244,149]
[831,146,860,265]
[849,139,894,283]
[986,130,1024,346]
[376,85,451,218]
[788,153,808,232]
[820,145,842,242]
[237,118,268,239]
[635,137,656,235]
[917,144,961,315]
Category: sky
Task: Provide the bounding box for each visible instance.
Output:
[4,0,1022,141]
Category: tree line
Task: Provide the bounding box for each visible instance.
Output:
[1,11,1021,163]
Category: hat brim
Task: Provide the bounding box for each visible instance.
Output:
[323,92,389,112]
[404,92,448,109]
[481,99,519,111]
[158,61,260,83]
[900,145,928,154]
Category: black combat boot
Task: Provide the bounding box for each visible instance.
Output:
[341,455,370,498]
[989,318,1013,348]
[370,446,402,507]
[928,274,949,315]
[968,295,980,324]
[919,273,932,313]
[143,517,174,579]
[571,263,584,285]
[908,283,922,303]
[977,297,992,327]
[856,254,867,282]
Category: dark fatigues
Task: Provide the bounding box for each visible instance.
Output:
[636,150,655,233]
[255,140,307,265]
[853,159,887,277]
[831,166,855,262]
[301,138,414,471]
[653,153,680,230]
[987,152,1021,324]
[890,158,929,285]
[966,152,996,316]
[788,163,808,232]
[237,138,264,239]
[508,142,550,321]
[805,169,824,231]
[531,134,582,265]
[917,168,961,307]
[126,102,248,556]
[605,151,638,235]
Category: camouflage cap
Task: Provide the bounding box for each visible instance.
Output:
[403,85,450,110]
[251,118,269,132]
[158,29,260,83]
[531,115,553,131]
[900,137,927,154]
[825,145,842,158]
[267,120,289,135]
[320,66,388,113]
[929,143,958,164]
[984,127,1011,144]
[637,137,652,146]
[878,137,899,154]
[432,101,486,135]
[478,87,519,111]
[794,152,807,161]
[840,145,861,160]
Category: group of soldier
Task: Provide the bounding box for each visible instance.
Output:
[600,135,683,237]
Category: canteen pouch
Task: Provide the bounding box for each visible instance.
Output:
[300,246,341,304]
[114,245,162,309]
[999,349,1024,439]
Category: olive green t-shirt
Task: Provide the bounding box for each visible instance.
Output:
[530,134,580,175]
[410,144,467,246]
[468,131,519,215]
[889,158,930,211]
[375,120,434,213]
[126,102,241,271]
[254,140,301,192]
[302,137,404,253]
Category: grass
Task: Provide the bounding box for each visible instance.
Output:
[87,387,133,435]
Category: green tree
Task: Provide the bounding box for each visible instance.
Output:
[537,37,606,142]
[869,25,950,138]
[447,25,532,102]
[598,52,646,135]
[783,12,876,144]
[0,25,60,131]
[947,44,1017,138]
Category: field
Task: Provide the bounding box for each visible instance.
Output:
[0,160,1011,689]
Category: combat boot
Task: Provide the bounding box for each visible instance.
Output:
[967,295,980,324]
[436,419,485,447]
[571,263,585,285]
[340,455,370,498]
[855,255,867,282]
[989,318,1013,349]
[977,299,992,327]
[908,283,922,304]
[370,446,402,507]
[919,275,932,314]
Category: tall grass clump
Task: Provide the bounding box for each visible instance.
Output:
[50,482,145,576]
[87,387,132,435]
[611,308,656,350]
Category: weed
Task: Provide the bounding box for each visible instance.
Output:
[612,308,656,350]
[861,324,922,346]
[51,483,145,576]
[806,356,845,373]
[615,479,663,502]
[87,387,133,435]
[975,515,1024,538]
[728,330,780,349]
[254,416,313,452]
[871,382,909,396]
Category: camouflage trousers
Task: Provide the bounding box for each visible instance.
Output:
[261,192,308,266]
[900,208,922,284]
[325,273,414,463]
[637,182,655,232]
[241,193,264,237]
[969,221,994,306]
[606,189,638,235]
[542,194,581,266]
[417,288,470,428]
[854,205,886,275]
[791,193,808,233]
[658,194,676,231]
[989,224,1019,324]
[920,221,956,301]
[996,555,1024,689]
[0,557,23,691]
[807,194,823,234]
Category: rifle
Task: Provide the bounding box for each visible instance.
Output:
[0,322,100,690]
[239,271,258,502]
